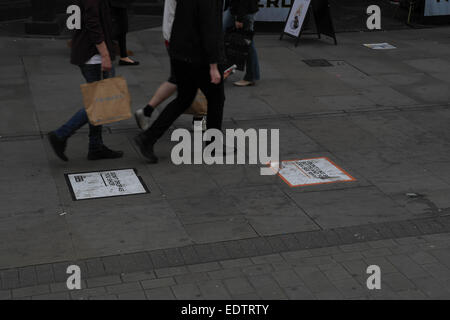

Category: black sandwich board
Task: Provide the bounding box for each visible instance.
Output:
[280,0,337,46]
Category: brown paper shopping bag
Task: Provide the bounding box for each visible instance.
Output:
[81,76,132,125]
[185,89,207,116]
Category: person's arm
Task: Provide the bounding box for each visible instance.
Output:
[84,0,111,71]
[198,0,222,84]
[96,41,112,71]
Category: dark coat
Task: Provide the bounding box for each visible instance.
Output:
[70,0,115,65]
[169,0,225,65]
[228,0,259,22]
[109,0,133,8]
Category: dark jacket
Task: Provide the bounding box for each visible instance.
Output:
[70,0,115,66]
[169,0,225,65]
[109,0,133,9]
[227,0,259,22]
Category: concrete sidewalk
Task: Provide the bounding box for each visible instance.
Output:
[0,26,450,299]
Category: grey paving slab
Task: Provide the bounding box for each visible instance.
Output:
[383,272,417,292]
[233,118,324,156]
[359,86,419,107]
[106,282,142,295]
[0,209,74,269]
[345,56,421,76]
[141,277,176,290]
[184,218,257,244]
[374,72,435,86]
[187,262,221,273]
[316,94,377,110]
[12,284,49,298]
[117,290,147,300]
[291,116,387,152]
[64,199,191,258]
[332,277,367,299]
[289,186,413,229]
[147,161,222,199]
[223,185,318,235]
[293,266,339,295]
[197,280,232,300]
[404,58,450,74]
[145,287,175,300]
[394,83,449,104]
[283,285,316,300]
[171,283,203,300]
[411,276,450,299]
[323,60,384,89]
[121,271,155,283]
[154,266,188,278]
[32,292,71,300]
[168,193,244,225]
[0,99,40,136]
[350,112,450,159]
[223,277,255,296]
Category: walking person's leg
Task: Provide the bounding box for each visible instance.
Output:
[198,64,235,156]
[198,65,225,131]
[115,7,139,66]
[134,60,199,163]
[234,13,260,87]
[48,64,123,161]
[135,50,177,130]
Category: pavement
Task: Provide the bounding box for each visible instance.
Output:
[1,25,450,299]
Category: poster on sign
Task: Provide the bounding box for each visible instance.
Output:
[272,157,356,187]
[256,0,293,22]
[66,168,149,200]
[283,0,311,37]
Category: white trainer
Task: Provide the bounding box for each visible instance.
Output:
[135,108,150,131]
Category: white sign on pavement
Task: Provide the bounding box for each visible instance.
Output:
[272,157,355,187]
[363,43,397,50]
[66,169,148,200]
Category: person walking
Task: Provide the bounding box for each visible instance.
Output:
[110,0,140,66]
[133,0,226,163]
[47,0,123,161]
[134,0,179,131]
[134,0,235,132]
[223,0,260,87]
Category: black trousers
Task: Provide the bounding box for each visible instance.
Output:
[143,59,225,143]
[111,6,129,58]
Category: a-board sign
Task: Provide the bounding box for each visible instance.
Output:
[280,0,337,46]
[283,0,311,37]
[65,168,149,200]
[312,0,337,44]
[271,157,356,187]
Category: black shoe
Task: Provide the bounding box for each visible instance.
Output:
[88,145,124,160]
[119,59,140,66]
[133,134,158,164]
[48,131,68,162]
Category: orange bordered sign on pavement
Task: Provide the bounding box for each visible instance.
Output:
[272,157,356,187]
